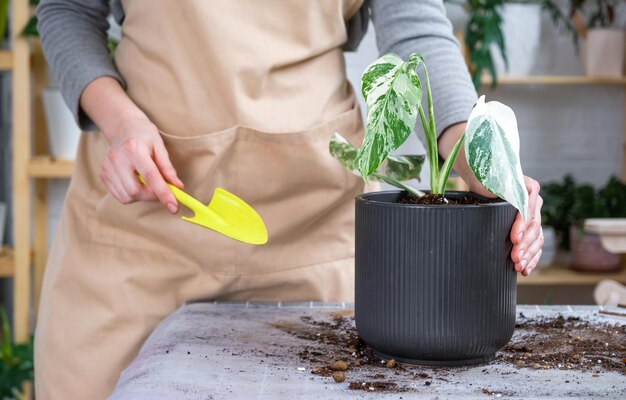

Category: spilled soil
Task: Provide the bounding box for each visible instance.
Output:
[499,314,626,374]
[274,312,626,393]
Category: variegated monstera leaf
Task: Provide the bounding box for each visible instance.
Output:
[465,96,529,220]
[330,133,424,184]
[355,53,423,178]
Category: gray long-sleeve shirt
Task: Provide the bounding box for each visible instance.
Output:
[37,0,477,137]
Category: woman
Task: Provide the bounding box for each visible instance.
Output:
[35,0,544,398]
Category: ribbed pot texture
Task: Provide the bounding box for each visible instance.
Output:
[355,191,518,366]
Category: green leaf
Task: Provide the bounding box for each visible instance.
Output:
[0,308,34,399]
[21,16,38,37]
[465,96,528,220]
[355,54,422,178]
[330,133,425,195]
[329,133,358,172]
[1,308,11,360]
[384,154,425,182]
[108,38,119,58]
[0,0,9,41]
[436,134,465,193]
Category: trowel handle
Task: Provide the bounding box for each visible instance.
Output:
[165,183,208,213]
[136,174,206,213]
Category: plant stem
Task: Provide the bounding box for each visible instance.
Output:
[418,106,440,194]
[436,134,465,193]
[423,66,437,142]
[416,62,441,195]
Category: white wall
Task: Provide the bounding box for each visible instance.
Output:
[47,5,625,247]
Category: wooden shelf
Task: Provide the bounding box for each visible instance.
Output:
[28,156,74,178]
[517,263,626,286]
[482,75,626,85]
[0,247,14,278]
[0,50,13,71]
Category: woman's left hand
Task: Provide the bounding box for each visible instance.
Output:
[510,176,544,276]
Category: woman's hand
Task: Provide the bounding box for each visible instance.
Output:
[101,117,184,213]
[80,76,183,213]
[469,175,544,276]
[510,177,544,276]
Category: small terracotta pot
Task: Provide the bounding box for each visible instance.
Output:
[570,225,621,272]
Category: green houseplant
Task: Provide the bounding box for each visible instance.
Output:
[0,308,34,400]
[446,0,578,88]
[330,53,526,365]
[542,175,626,271]
[331,52,528,214]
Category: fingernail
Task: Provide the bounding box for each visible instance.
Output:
[518,232,523,241]
[521,259,528,269]
[167,203,177,213]
[519,250,525,259]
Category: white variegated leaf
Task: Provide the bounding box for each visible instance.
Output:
[329,133,358,172]
[354,54,422,178]
[465,96,528,220]
[329,133,425,192]
[385,155,425,182]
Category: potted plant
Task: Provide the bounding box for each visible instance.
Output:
[541,175,626,272]
[330,53,527,365]
[0,308,34,400]
[569,177,626,271]
[446,0,511,88]
[457,0,544,87]
[572,0,624,77]
[446,0,573,88]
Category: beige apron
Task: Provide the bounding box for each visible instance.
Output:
[35,1,366,398]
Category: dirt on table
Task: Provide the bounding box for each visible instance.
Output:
[273,311,626,393]
[498,314,626,374]
[399,193,498,206]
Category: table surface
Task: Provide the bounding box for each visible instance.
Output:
[110,303,626,400]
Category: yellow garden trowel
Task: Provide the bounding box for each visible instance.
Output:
[138,175,268,245]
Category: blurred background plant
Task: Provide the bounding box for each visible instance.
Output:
[541,175,626,250]
[0,308,34,400]
[446,0,623,88]
[571,0,619,30]
[0,0,9,44]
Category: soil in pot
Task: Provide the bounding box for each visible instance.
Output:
[399,193,500,205]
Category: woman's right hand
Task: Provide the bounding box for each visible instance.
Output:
[80,77,184,214]
[100,117,184,213]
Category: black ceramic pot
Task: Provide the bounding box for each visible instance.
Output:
[355,190,518,366]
